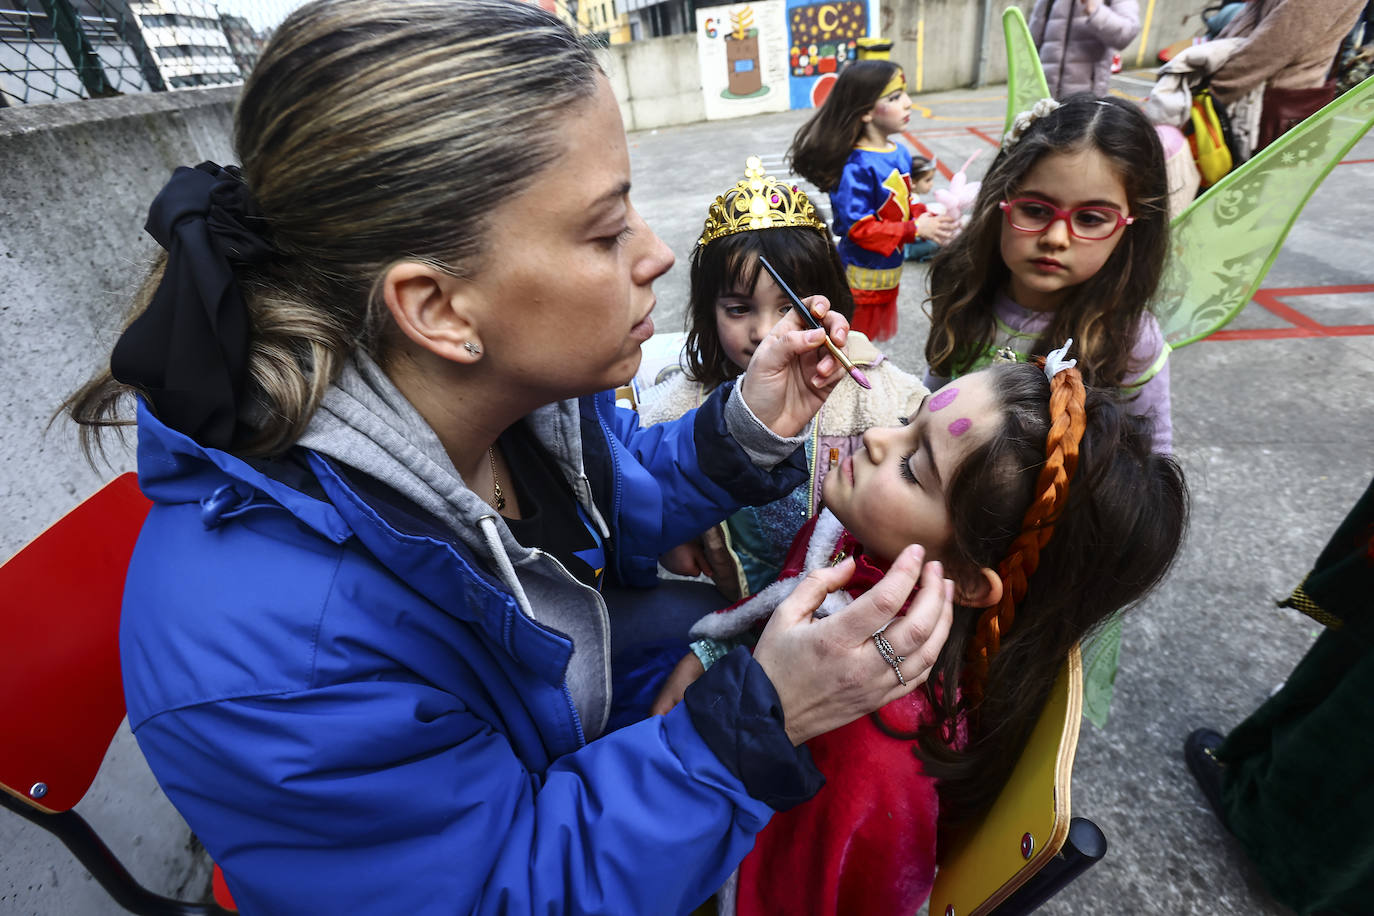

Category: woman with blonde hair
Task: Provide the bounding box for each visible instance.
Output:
[67,1,954,911]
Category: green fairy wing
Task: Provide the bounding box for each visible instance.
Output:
[1157,74,1374,348]
[1004,6,1050,136]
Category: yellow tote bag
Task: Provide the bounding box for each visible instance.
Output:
[1186,89,1234,188]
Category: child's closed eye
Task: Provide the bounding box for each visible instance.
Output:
[898,451,920,486]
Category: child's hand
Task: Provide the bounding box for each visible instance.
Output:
[651,652,706,716]
[917,212,958,245]
[660,541,713,578]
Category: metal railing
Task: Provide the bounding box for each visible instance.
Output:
[0,0,302,107]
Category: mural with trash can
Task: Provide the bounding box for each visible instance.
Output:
[696,0,878,119]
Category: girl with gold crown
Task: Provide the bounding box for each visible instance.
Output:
[636,158,926,610]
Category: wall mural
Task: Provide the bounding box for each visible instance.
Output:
[697,0,874,118]
[697,1,790,120]
[787,0,868,108]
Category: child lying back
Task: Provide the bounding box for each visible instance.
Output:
[656,354,1188,916]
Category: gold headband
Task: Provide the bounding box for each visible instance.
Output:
[697,156,829,247]
[881,70,906,98]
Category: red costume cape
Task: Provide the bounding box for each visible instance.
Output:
[691,512,953,916]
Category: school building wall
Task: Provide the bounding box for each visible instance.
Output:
[606,0,1208,131]
[0,0,1206,909]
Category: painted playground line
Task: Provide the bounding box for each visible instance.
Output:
[1209,285,1374,341]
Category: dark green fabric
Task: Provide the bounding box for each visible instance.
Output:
[1216,477,1374,914]
[1277,476,1374,630]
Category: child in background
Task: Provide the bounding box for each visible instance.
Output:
[904,156,941,262]
[789,60,957,341]
[1029,0,1141,99]
[655,356,1188,916]
[924,95,1174,453]
[638,157,926,603]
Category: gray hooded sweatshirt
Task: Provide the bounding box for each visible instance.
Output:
[297,353,803,738]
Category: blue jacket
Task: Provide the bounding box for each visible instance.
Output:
[121,384,810,915]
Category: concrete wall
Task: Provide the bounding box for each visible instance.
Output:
[601,0,1209,130]
[1,86,239,915]
[604,33,707,132]
[881,0,1208,94]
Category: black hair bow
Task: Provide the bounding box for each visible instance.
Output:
[111,162,274,450]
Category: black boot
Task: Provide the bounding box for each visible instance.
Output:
[1184,727,1228,825]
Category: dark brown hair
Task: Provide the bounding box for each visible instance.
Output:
[898,363,1187,830]
[924,95,1170,391]
[65,0,602,459]
[683,227,853,390]
[788,60,903,193]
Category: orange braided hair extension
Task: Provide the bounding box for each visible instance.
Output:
[964,358,1087,706]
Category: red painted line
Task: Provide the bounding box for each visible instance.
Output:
[1250,289,1324,330]
[967,125,1002,148]
[1338,158,1374,165]
[902,132,953,179]
[1209,325,1374,340]
[1205,284,1374,340]
[1259,283,1374,297]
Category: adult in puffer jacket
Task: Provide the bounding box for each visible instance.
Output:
[65,2,957,913]
[1030,0,1141,99]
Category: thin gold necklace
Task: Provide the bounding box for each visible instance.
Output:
[488,446,506,511]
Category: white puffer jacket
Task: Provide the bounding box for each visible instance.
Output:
[1029,0,1141,99]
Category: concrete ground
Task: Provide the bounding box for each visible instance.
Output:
[625,73,1374,915]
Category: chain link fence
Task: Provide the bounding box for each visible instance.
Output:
[1,0,303,107]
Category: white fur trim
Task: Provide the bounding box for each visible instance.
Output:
[687,508,853,640]
[803,509,846,573]
[689,575,799,640]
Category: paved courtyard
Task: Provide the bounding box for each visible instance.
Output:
[625,74,1374,915]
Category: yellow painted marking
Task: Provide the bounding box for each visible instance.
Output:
[1136,0,1157,68]
[916,19,925,93]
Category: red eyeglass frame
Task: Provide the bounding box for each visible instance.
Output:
[999,198,1134,240]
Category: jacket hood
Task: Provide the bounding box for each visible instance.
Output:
[135,353,615,736]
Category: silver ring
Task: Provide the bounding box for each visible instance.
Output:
[873,631,907,687]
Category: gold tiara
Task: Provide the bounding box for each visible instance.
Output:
[697,156,830,246]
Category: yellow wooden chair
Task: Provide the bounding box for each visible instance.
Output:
[928,646,1106,916]
[690,647,1100,916]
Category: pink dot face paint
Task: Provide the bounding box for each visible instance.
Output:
[948,417,972,437]
[929,387,959,411]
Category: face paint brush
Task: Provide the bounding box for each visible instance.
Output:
[757,256,871,390]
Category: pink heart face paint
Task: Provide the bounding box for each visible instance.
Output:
[929,387,959,411]
[948,417,972,437]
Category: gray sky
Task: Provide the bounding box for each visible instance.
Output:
[214,0,305,32]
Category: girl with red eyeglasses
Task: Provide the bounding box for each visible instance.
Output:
[923,94,1174,454]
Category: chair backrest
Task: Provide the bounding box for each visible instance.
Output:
[0,473,241,914]
[0,472,150,813]
[928,647,1092,916]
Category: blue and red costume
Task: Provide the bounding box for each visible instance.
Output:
[831,144,928,341]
